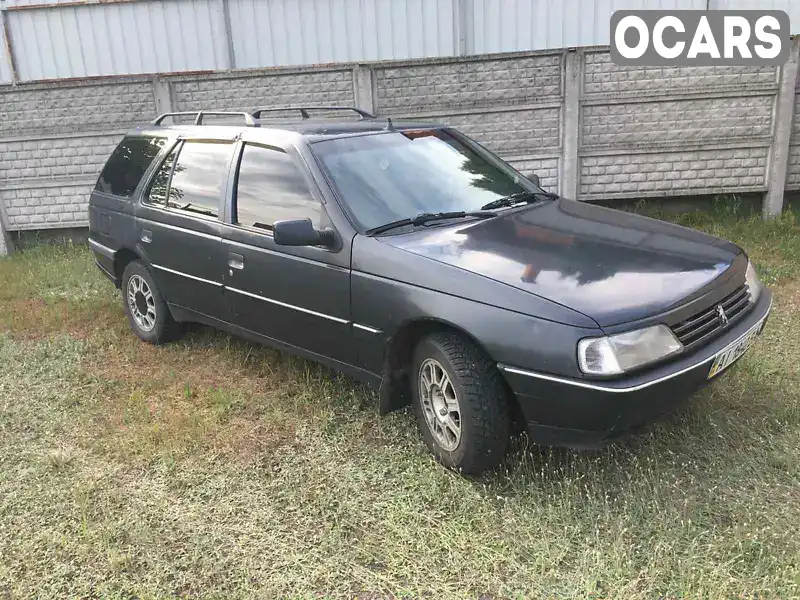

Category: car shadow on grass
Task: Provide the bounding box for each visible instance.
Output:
[487,363,795,497]
[104,314,797,503]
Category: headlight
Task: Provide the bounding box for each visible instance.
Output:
[578,325,683,376]
[745,260,762,304]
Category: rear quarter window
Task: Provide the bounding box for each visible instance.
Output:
[95,136,167,197]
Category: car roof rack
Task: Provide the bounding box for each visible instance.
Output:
[251,106,376,120]
[151,111,258,126]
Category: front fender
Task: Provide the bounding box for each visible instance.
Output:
[351,270,602,381]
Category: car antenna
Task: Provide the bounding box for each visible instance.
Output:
[385,117,395,131]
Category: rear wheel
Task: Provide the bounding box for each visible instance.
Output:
[411,332,511,474]
[121,260,180,344]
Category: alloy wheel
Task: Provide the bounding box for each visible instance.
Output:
[418,357,462,451]
[127,274,157,332]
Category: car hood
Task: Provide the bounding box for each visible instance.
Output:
[380,199,743,327]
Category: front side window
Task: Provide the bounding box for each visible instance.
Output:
[95,136,166,197]
[234,144,320,230]
[312,129,536,231]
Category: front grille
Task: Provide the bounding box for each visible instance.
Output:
[671,284,751,350]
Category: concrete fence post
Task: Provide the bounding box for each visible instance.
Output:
[561,48,581,200]
[0,202,11,256]
[764,36,800,218]
[152,77,174,116]
[352,65,376,115]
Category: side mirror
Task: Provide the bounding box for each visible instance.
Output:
[273,218,335,247]
[526,173,541,187]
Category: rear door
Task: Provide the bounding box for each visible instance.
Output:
[220,140,354,365]
[136,137,235,319]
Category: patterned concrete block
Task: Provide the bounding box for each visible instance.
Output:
[581,96,773,147]
[172,70,354,112]
[580,148,768,198]
[792,92,800,139]
[375,54,562,113]
[0,82,156,136]
[0,134,122,183]
[785,93,800,188]
[786,145,800,189]
[1,184,92,230]
[583,52,778,96]
[507,157,559,193]
[435,107,560,155]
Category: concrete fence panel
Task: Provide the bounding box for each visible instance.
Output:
[170,67,357,113]
[0,78,160,237]
[371,51,564,193]
[1,43,799,254]
[785,77,800,191]
[576,50,780,203]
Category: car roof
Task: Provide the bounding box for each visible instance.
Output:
[131,118,446,143]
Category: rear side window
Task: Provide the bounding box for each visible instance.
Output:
[146,145,178,205]
[95,136,166,197]
[145,140,232,219]
[234,143,320,230]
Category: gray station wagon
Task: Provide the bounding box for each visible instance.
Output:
[88,107,772,474]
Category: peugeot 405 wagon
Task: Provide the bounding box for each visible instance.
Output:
[89,107,772,474]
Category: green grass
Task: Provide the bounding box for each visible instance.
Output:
[0,209,799,599]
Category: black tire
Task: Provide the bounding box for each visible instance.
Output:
[121,260,180,344]
[411,331,511,475]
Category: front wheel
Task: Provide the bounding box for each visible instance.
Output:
[412,332,511,475]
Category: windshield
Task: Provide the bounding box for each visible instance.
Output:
[312,129,540,231]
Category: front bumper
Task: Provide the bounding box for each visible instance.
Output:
[498,288,773,448]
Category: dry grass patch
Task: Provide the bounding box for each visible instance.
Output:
[0,296,122,340]
[78,326,368,467]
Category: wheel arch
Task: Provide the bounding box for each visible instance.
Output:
[113,247,141,288]
[378,317,520,424]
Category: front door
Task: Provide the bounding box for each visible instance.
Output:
[220,141,353,365]
[136,138,235,319]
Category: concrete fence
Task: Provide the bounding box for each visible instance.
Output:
[2,41,800,254]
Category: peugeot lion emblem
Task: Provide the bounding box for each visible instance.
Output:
[716,304,729,326]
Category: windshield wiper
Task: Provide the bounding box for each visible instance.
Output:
[480,190,558,211]
[365,211,496,236]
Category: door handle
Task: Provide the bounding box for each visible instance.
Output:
[140,229,153,244]
[228,253,244,270]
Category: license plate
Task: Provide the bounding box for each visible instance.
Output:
[707,317,767,379]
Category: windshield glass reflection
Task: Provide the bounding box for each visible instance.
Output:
[313,129,537,230]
